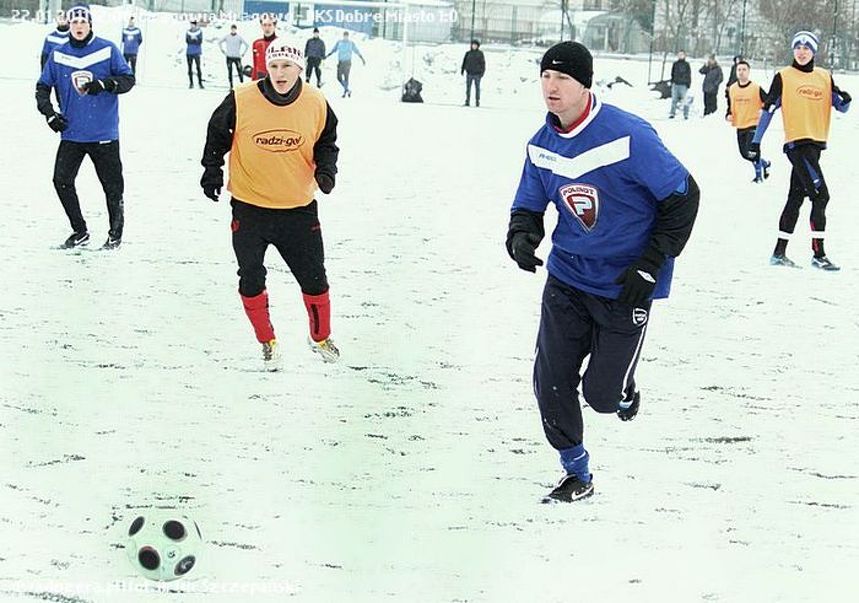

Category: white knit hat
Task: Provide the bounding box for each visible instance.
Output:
[265,43,305,70]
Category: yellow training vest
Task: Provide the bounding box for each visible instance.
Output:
[778,66,832,144]
[228,81,327,209]
[728,81,763,129]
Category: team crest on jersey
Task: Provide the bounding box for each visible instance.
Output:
[559,183,600,232]
[71,70,93,95]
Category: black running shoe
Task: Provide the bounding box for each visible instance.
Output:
[101,235,121,250]
[542,474,594,503]
[617,391,640,422]
[61,231,89,249]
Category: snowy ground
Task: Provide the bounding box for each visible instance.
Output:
[2,6,859,603]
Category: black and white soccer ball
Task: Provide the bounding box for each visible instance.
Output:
[126,511,203,581]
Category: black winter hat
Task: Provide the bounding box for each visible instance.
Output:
[540,41,593,88]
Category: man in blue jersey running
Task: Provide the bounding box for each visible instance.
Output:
[35,5,135,250]
[507,42,699,503]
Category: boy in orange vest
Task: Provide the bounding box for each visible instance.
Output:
[725,60,770,182]
[749,31,851,270]
[200,42,340,369]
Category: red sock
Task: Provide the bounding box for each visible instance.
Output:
[241,290,276,343]
[303,290,331,342]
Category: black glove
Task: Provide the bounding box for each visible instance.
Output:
[508,232,543,272]
[315,171,335,194]
[839,90,852,104]
[614,248,664,307]
[46,112,68,133]
[746,141,761,162]
[506,210,545,273]
[200,167,223,202]
[81,79,116,95]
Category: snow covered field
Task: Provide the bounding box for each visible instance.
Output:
[1,6,859,602]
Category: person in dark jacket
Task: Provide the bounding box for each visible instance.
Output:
[699,54,724,116]
[200,42,340,370]
[726,55,742,87]
[669,50,691,119]
[461,39,485,107]
[304,27,325,87]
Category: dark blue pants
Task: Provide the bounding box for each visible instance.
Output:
[534,275,651,450]
[465,74,481,104]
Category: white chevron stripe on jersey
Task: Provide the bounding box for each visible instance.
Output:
[53,46,112,70]
[528,136,631,181]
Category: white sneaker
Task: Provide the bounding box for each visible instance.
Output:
[308,337,339,363]
[262,339,282,371]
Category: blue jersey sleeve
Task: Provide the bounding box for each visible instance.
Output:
[38,53,56,87]
[629,124,688,201]
[511,150,549,213]
[111,43,133,76]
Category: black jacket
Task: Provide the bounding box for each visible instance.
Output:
[670,59,691,87]
[305,37,326,60]
[201,78,339,181]
[461,49,485,76]
[699,63,724,93]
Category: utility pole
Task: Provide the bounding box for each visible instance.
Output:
[470,0,476,42]
[833,0,840,68]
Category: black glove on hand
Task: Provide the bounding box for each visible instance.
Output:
[614,248,664,307]
[200,168,223,202]
[508,232,543,272]
[315,171,335,194]
[506,210,545,273]
[46,112,68,133]
[82,79,115,95]
[839,90,852,104]
[746,141,761,162]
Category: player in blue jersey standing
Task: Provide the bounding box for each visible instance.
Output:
[186,19,204,88]
[40,10,70,70]
[507,42,700,503]
[121,16,143,75]
[35,5,135,250]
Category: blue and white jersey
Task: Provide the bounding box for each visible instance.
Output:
[512,94,688,300]
[41,27,70,63]
[186,28,203,56]
[121,26,143,55]
[38,36,132,143]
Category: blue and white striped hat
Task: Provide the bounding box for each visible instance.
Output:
[66,4,92,23]
[791,31,818,54]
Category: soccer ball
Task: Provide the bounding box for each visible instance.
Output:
[126,510,203,581]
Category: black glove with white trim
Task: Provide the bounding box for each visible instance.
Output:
[46,112,68,133]
[614,247,664,306]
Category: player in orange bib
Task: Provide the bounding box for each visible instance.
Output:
[725,59,770,182]
[200,42,340,370]
[749,31,851,271]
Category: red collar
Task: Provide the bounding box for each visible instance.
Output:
[553,94,592,134]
